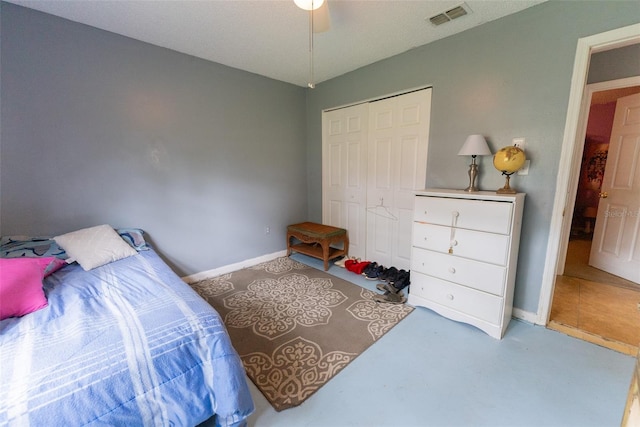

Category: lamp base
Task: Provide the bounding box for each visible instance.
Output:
[463,160,480,192]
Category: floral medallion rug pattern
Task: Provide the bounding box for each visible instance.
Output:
[191,256,414,411]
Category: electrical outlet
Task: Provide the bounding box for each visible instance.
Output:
[513,137,526,151]
[264,226,270,235]
[518,160,531,176]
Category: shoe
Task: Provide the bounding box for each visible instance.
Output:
[378,267,395,282]
[392,270,411,292]
[373,291,407,304]
[365,264,385,280]
[382,266,399,283]
[376,282,400,294]
[334,256,348,268]
[361,262,378,277]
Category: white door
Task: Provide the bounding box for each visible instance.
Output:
[366,89,431,270]
[322,103,369,259]
[589,92,640,283]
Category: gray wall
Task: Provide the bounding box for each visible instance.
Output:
[588,43,640,84]
[0,2,308,275]
[306,1,640,314]
[2,1,639,315]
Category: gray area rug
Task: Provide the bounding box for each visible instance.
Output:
[191,256,413,411]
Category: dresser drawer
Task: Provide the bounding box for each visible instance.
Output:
[411,248,506,296]
[414,196,513,235]
[410,272,503,325]
[412,222,510,265]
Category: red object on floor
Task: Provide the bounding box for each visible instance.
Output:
[346,260,370,274]
[345,259,358,272]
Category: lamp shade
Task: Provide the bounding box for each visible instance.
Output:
[294,0,325,10]
[458,134,492,156]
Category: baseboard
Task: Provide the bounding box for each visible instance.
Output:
[512,307,537,324]
[182,250,288,283]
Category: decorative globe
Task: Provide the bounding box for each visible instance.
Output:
[493,146,526,174]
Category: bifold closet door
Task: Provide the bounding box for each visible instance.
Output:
[322,88,431,266]
[322,103,369,260]
[366,89,431,270]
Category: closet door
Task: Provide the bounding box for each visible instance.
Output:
[322,103,369,259]
[366,89,431,270]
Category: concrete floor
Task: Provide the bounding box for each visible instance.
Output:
[238,253,635,427]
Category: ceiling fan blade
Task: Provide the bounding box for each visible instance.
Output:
[313,1,330,33]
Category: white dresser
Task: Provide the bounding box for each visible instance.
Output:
[409,188,525,339]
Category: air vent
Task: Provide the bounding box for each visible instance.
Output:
[428,3,470,26]
[429,14,450,26]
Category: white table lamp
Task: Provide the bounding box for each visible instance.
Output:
[458,134,492,192]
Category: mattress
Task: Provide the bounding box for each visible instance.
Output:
[0,247,254,426]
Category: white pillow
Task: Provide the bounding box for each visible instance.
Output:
[54,224,138,271]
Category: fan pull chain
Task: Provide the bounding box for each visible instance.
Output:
[448,211,459,254]
[307,6,315,88]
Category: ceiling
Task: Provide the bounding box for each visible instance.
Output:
[591,86,640,105]
[6,0,546,87]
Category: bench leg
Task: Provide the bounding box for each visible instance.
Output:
[321,241,330,271]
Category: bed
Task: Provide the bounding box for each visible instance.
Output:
[0,226,254,427]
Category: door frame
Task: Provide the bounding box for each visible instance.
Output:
[537,23,640,325]
[555,76,640,276]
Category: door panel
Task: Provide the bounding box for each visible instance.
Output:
[367,89,431,269]
[590,93,640,283]
[322,104,369,259]
[374,137,393,189]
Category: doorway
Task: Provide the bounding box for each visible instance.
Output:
[548,84,640,355]
[538,24,640,342]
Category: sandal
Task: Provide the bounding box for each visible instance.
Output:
[376,282,400,294]
[373,291,407,304]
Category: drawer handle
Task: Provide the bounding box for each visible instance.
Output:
[450,240,458,246]
[447,294,454,300]
[448,267,456,274]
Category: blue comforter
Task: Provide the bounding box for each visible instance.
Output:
[0,249,254,426]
